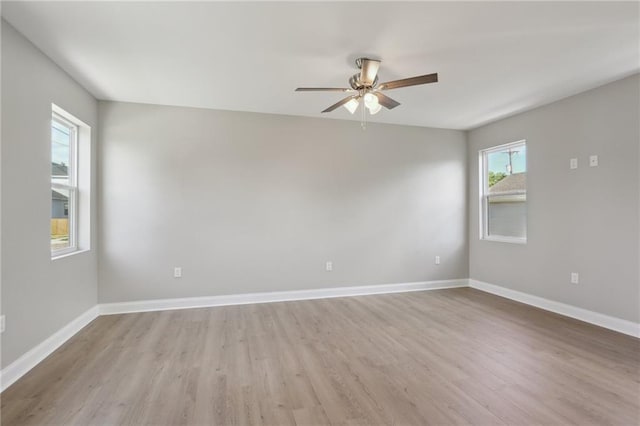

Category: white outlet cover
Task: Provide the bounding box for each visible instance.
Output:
[570,272,579,284]
[0,315,5,333]
[589,155,598,167]
[325,261,333,271]
[570,158,578,169]
[174,267,182,278]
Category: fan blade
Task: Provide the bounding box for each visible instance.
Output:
[360,58,381,86]
[378,73,438,90]
[295,87,354,92]
[375,92,401,109]
[322,95,359,113]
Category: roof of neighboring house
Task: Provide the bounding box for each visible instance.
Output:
[52,162,68,176]
[52,189,68,201]
[489,172,526,194]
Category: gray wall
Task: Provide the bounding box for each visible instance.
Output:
[98,101,468,303]
[468,74,640,323]
[1,21,98,368]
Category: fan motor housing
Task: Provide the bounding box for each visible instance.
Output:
[349,73,378,90]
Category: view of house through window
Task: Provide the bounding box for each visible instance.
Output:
[480,140,527,242]
[51,113,78,254]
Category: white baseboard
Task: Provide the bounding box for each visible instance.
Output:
[99,279,469,315]
[0,305,99,392]
[469,279,640,338]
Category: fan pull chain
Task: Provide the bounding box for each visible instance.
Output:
[361,91,367,130]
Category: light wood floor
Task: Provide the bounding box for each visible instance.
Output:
[2,288,639,425]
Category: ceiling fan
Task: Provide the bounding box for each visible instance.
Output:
[295,57,438,116]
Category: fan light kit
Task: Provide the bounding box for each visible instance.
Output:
[296,57,438,128]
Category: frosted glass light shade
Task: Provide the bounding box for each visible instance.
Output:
[343,98,359,114]
[368,103,382,115]
[363,92,379,108]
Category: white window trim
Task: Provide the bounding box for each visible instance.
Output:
[51,105,91,259]
[479,139,527,244]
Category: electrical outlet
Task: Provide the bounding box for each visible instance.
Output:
[435,256,440,265]
[570,158,578,169]
[325,261,333,272]
[1,315,5,333]
[570,272,579,284]
[174,267,182,278]
[589,155,598,167]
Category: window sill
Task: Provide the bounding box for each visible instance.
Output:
[481,236,527,245]
[52,248,90,261]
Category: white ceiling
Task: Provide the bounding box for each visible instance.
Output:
[2,1,638,130]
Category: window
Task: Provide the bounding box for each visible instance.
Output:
[51,105,90,257]
[51,113,78,255]
[479,140,527,243]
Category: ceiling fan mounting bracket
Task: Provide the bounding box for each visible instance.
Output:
[355,57,378,69]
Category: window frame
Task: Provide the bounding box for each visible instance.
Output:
[479,139,527,244]
[51,112,79,257]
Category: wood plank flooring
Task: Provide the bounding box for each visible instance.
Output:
[2,288,639,425]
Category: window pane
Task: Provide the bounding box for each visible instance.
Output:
[483,142,527,240]
[51,187,70,251]
[487,145,526,181]
[52,119,71,185]
[488,194,527,238]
